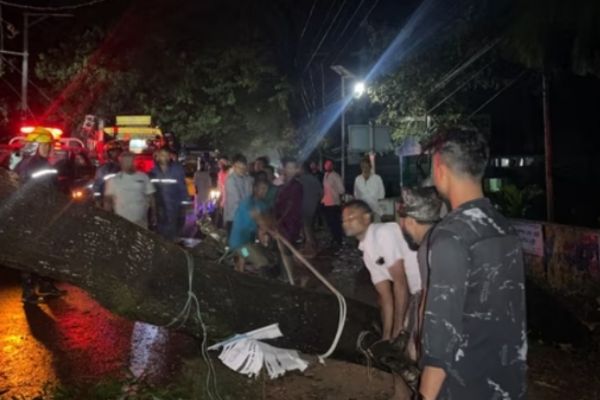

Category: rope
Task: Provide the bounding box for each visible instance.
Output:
[356,331,373,381]
[165,249,223,400]
[268,229,347,363]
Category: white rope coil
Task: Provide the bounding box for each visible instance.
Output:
[269,230,347,363]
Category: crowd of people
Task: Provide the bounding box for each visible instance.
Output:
[196,129,527,400]
[342,128,527,400]
[12,125,527,400]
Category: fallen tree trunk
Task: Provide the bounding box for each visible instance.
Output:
[0,169,380,364]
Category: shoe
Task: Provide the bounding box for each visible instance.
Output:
[22,294,44,305]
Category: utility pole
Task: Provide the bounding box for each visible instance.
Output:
[542,72,554,222]
[340,75,346,185]
[0,12,71,118]
[0,5,4,74]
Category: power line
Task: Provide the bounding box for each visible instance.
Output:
[427,60,492,114]
[303,0,338,62]
[298,0,319,46]
[303,0,348,73]
[1,75,36,118]
[431,37,501,94]
[0,53,69,120]
[333,0,365,45]
[329,0,379,64]
[468,71,526,119]
[0,0,106,11]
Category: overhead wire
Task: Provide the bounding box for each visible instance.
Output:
[305,0,338,60]
[0,0,107,11]
[329,0,380,64]
[303,0,348,73]
[298,0,319,46]
[333,0,366,45]
[0,53,70,120]
[468,70,527,119]
[0,76,35,118]
[427,60,492,114]
[327,2,352,44]
[431,37,501,94]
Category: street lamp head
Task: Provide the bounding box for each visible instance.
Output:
[353,81,366,98]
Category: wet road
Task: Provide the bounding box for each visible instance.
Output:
[0,268,196,399]
[1,244,599,399]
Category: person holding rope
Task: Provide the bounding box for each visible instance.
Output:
[342,199,421,399]
[228,178,271,273]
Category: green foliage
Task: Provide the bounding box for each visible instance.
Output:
[506,0,600,77]
[492,183,544,218]
[35,26,294,156]
[365,4,502,143]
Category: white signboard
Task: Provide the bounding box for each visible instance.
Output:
[512,221,544,257]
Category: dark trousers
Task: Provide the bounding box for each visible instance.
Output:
[21,272,55,296]
[323,205,343,245]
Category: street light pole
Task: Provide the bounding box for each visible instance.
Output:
[0,12,72,117]
[20,13,28,114]
[331,65,365,187]
[340,75,346,185]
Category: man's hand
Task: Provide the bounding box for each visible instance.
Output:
[254,211,276,232]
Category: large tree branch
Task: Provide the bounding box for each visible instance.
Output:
[0,169,381,364]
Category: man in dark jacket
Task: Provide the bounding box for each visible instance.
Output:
[149,148,189,240]
[92,141,121,206]
[418,128,527,400]
[15,128,64,304]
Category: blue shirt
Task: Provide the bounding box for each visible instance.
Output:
[228,196,267,250]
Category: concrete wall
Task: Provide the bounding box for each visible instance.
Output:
[513,219,600,296]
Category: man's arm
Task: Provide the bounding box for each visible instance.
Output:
[388,259,409,339]
[376,175,385,200]
[335,173,345,199]
[177,167,189,203]
[148,195,157,227]
[103,179,114,212]
[335,174,346,196]
[419,229,469,399]
[374,280,395,340]
[419,367,447,400]
[225,177,241,218]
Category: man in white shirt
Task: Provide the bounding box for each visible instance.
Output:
[354,158,385,220]
[321,159,345,247]
[342,199,420,400]
[104,152,156,229]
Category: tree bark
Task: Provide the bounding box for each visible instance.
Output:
[0,169,380,364]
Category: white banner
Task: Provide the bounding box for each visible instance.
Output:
[513,221,544,257]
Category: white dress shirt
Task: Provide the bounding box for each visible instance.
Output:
[354,173,385,216]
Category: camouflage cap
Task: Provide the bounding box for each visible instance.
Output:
[398,186,443,223]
